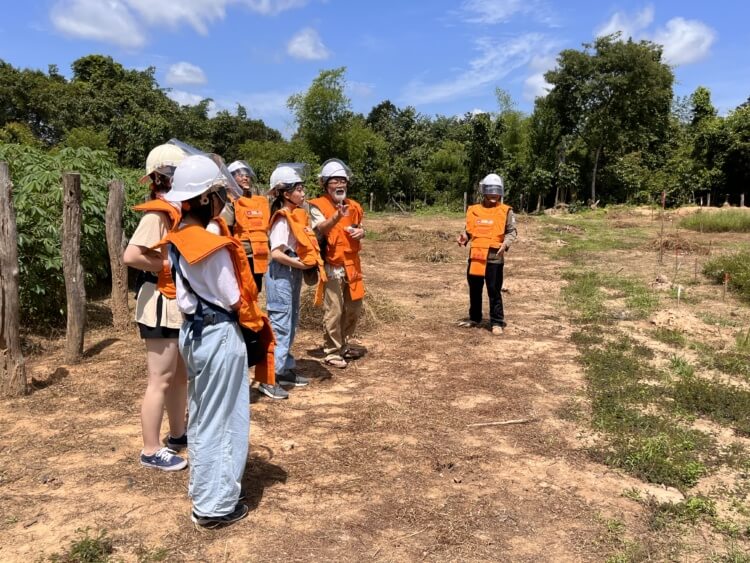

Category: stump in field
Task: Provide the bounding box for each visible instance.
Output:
[63,172,86,364]
[0,162,27,396]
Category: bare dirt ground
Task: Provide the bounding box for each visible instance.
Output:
[1,211,748,562]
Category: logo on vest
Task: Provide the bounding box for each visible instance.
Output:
[245,210,263,217]
[476,219,494,225]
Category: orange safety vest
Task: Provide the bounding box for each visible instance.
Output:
[160,219,276,385]
[233,195,270,274]
[465,203,511,277]
[270,206,328,304]
[308,195,365,301]
[132,199,181,299]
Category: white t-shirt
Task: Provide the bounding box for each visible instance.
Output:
[171,235,240,314]
[269,216,297,253]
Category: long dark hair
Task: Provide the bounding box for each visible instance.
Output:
[270,187,295,215]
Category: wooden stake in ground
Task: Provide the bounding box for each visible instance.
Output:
[0,162,27,396]
[62,172,86,363]
[369,192,374,213]
[106,180,129,330]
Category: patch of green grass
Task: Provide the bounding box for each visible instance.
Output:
[600,275,660,319]
[680,209,750,233]
[650,496,717,530]
[698,312,743,328]
[671,375,750,436]
[562,270,608,323]
[582,344,711,489]
[703,251,750,302]
[652,327,687,348]
[49,528,113,562]
[703,351,750,380]
[571,328,605,347]
[711,545,750,563]
[736,329,750,355]
[542,214,647,260]
[669,355,695,378]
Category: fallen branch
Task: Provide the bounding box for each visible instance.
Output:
[467,418,538,428]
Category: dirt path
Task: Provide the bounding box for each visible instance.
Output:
[0,213,717,561]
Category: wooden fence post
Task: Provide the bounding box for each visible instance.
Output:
[369,192,374,213]
[106,180,129,330]
[0,162,27,396]
[741,193,745,207]
[463,192,467,213]
[62,172,86,363]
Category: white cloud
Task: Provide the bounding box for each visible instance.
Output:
[402,33,548,105]
[460,0,556,26]
[596,5,654,39]
[523,54,556,101]
[50,0,310,48]
[50,0,145,48]
[242,0,309,15]
[654,18,716,65]
[287,28,330,60]
[166,62,207,85]
[595,8,716,67]
[348,81,375,98]
[168,89,212,108]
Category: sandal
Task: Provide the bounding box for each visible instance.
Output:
[342,347,365,360]
[324,356,348,369]
[457,320,478,328]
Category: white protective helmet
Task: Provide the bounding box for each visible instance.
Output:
[140,143,186,184]
[480,173,504,196]
[318,158,352,183]
[165,155,228,203]
[268,165,303,196]
[228,160,257,182]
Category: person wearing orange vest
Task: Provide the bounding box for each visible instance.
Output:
[308,159,366,369]
[259,164,326,399]
[160,154,270,528]
[457,173,517,335]
[123,143,189,472]
[222,160,270,291]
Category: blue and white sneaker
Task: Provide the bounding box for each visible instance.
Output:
[140,447,188,471]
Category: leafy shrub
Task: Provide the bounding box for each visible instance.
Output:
[0,143,142,325]
[703,251,750,302]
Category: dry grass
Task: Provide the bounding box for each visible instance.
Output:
[298,286,408,331]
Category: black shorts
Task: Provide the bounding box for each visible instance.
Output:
[138,323,180,340]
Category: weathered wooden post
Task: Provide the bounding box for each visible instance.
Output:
[0,162,27,396]
[741,193,745,207]
[62,172,86,363]
[106,180,129,330]
[707,193,711,207]
[463,192,467,213]
[369,192,374,213]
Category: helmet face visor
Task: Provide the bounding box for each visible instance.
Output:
[482,185,504,197]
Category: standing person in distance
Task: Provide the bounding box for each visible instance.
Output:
[123,144,188,472]
[222,161,270,291]
[259,165,326,400]
[308,159,366,369]
[457,173,517,335]
[160,154,271,528]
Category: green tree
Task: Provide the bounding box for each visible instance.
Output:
[544,34,674,203]
[287,67,352,161]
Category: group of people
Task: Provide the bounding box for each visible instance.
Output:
[122,142,515,528]
[123,143,368,528]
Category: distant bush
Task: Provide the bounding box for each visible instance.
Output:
[680,209,750,232]
[0,143,142,326]
[703,250,750,302]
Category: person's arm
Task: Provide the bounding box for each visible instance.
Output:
[123,244,164,272]
[501,210,517,251]
[220,201,236,228]
[271,247,313,269]
[269,216,313,269]
[313,203,347,237]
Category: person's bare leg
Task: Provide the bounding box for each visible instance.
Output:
[164,344,187,440]
[141,338,179,454]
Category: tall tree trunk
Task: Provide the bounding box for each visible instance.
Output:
[62,172,86,363]
[590,145,601,203]
[0,162,27,396]
[106,180,129,330]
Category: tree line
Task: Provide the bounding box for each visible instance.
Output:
[2,34,749,211]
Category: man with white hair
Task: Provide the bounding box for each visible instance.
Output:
[308,159,366,368]
[457,173,517,335]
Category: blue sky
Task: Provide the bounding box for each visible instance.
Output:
[1,1,748,136]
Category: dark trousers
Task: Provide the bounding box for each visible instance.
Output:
[247,255,264,292]
[467,261,505,327]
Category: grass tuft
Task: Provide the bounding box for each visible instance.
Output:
[680,209,750,233]
[48,528,113,562]
[703,251,750,302]
[652,327,687,348]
